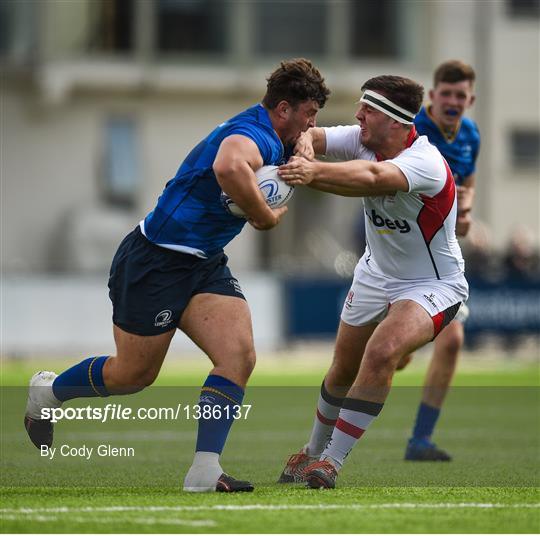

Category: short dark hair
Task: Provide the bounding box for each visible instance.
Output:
[361,75,424,117]
[434,60,476,86]
[262,58,330,110]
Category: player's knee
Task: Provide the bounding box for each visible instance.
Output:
[445,334,463,357]
[217,342,256,382]
[239,347,256,378]
[108,363,159,392]
[137,367,160,388]
[363,342,400,373]
[438,329,464,357]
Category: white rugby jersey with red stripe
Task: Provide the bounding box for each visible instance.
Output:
[324,125,464,280]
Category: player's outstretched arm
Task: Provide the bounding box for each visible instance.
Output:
[278,156,409,197]
[214,135,285,230]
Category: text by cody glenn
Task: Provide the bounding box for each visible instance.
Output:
[40,444,135,460]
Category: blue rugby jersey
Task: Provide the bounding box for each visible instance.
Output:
[414,106,480,185]
[143,104,285,257]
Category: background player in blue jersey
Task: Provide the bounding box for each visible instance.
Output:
[24,58,330,492]
[399,60,480,461]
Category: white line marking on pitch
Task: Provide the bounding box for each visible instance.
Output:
[0,513,215,527]
[1,503,538,516]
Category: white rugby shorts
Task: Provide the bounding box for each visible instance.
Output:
[341,258,469,335]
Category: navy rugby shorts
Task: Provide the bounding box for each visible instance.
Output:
[108,227,246,336]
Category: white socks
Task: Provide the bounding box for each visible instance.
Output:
[183,451,223,492]
[320,399,383,469]
[306,381,344,456]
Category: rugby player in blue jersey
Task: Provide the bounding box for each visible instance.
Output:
[399,60,480,461]
[24,58,330,492]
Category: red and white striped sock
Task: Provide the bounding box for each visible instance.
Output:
[321,398,384,469]
[306,381,344,456]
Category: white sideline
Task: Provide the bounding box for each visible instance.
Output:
[1,503,538,515]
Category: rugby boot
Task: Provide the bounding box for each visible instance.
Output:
[216,473,254,492]
[405,438,452,461]
[304,459,338,489]
[24,371,61,449]
[277,448,317,483]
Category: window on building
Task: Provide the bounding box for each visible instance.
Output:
[510,128,540,170]
[102,117,140,208]
[349,0,398,57]
[0,1,37,62]
[157,0,226,53]
[88,0,134,53]
[253,1,327,57]
[0,1,12,55]
[84,0,401,61]
[506,0,540,18]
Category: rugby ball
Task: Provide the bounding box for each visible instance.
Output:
[221,165,294,218]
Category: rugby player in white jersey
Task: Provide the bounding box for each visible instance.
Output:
[276,75,469,489]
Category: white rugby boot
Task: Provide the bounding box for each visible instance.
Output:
[24,371,61,448]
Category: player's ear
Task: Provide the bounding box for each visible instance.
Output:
[428,88,435,102]
[468,94,476,108]
[276,100,291,120]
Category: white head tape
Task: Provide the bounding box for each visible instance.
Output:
[358,90,416,125]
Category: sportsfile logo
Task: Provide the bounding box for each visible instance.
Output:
[367,209,411,234]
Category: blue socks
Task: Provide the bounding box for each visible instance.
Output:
[411,402,440,444]
[52,356,110,402]
[195,374,244,454]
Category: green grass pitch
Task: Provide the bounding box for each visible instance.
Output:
[1,357,539,533]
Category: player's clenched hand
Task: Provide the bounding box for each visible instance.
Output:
[278,156,315,185]
[248,206,288,231]
[294,132,315,161]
